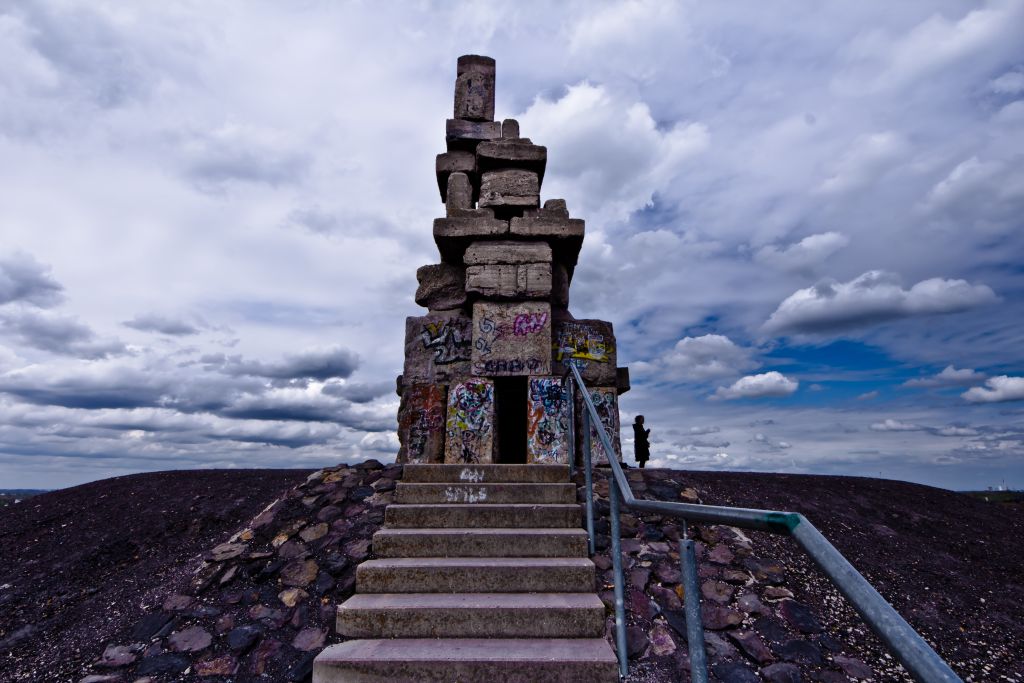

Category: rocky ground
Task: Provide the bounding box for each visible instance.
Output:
[2,464,1021,682]
[584,468,1024,683]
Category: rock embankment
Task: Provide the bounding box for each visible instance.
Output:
[582,468,1024,683]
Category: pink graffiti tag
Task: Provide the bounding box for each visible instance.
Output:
[513,312,548,336]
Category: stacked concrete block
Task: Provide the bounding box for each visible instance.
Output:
[398,55,628,466]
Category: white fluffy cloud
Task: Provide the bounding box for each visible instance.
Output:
[636,334,758,382]
[870,419,923,432]
[962,376,1024,404]
[712,372,798,401]
[764,271,997,334]
[755,232,850,273]
[904,365,985,387]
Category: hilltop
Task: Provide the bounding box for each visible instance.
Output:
[0,465,1021,682]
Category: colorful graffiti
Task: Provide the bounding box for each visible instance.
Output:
[554,322,612,363]
[527,377,569,464]
[444,380,495,464]
[419,318,471,365]
[472,302,552,376]
[514,311,549,336]
[398,384,446,464]
[585,387,621,465]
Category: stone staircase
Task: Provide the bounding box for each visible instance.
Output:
[313,463,619,682]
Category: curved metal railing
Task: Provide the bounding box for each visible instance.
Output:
[562,362,962,683]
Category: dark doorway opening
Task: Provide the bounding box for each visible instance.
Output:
[494,376,527,463]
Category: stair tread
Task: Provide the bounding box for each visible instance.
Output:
[316,637,617,663]
[403,464,570,483]
[360,557,594,568]
[340,592,603,610]
[374,527,588,536]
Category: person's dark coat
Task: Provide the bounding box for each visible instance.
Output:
[633,422,650,462]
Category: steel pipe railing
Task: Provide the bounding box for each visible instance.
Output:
[562,362,962,683]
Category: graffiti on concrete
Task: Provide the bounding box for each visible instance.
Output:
[586,387,621,465]
[444,379,495,464]
[527,377,569,464]
[419,318,471,365]
[514,311,549,336]
[554,322,611,364]
[398,384,446,464]
[473,358,545,375]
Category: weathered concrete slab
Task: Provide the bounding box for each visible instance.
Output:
[576,386,621,465]
[527,377,570,464]
[465,263,551,299]
[433,215,509,263]
[552,319,617,386]
[336,593,606,638]
[616,366,631,395]
[479,170,539,208]
[395,482,576,505]
[446,172,474,215]
[552,262,570,308]
[476,140,547,185]
[454,55,495,122]
[313,638,619,683]
[372,527,588,558]
[385,503,581,529]
[501,118,520,139]
[404,313,472,383]
[356,557,595,593]
[403,463,569,483]
[510,215,585,239]
[397,384,447,465]
[464,240,551,265]
[446,119,501,150]
[471,301,551,376]
[444,379,495,464]
[436,151,476,202]
[415,263,466,311]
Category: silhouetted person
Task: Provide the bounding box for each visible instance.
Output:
[633,415,650,468]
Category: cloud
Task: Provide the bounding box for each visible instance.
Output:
[904,365,985,388]
[870,419,923,432]
[935,425,979,437]
[764,271,997,334]
[0,252,64,307]
[712,371,798,400]
[639,334,759,382]
[818,132,907,194]
[181,124,311,193]
[0,309,126,359]
[989,69,1024,95]
[962,376,1024,404]
[856,391,879,401]
[518,82,709,222]
[322,380,394,403]
[124,314,200,336]
[207,346,361,382]
[755,232,849,273]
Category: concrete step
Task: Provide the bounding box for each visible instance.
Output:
[313,638,619,682]
[372,527,589,558]
[385,504,581,529]
[394,482,576,505]
[356,557,595,593]
[403,463,570,483]
[336,593,606,639]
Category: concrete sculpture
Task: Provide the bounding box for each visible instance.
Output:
[397,55,629,466]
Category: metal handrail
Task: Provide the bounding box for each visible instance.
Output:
[562,363,962,683]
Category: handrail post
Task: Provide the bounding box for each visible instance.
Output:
[680,538,709,683]
[608,475,628,679]
[582,405,596,556]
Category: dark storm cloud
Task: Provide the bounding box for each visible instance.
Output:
[0,310,126,359]
[0,368,168,410]
[0,252,64,307]
[208,347,361,382]
[123,314,201,336]
[321,380,394,403]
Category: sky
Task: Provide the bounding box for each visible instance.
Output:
[1,0,1022,491]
